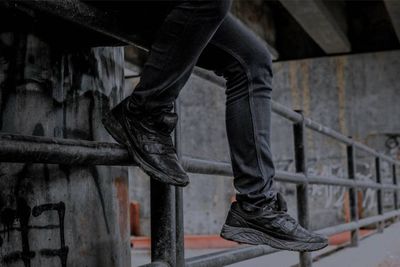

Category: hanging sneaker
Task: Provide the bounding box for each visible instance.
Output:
[102,98,189,187]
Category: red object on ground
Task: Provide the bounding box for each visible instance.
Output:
[328,229,373,246]
[130,202,141,236]
[132,235,238,249]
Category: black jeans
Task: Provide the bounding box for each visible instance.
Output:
[127,0,275,206]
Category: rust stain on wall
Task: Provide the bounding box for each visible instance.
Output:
[289,61,300,110]
[335,56,348,160]
[300,61,314,153]
[114,177,128,241]
[335,57,348,135]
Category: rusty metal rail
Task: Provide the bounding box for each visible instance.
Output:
[1,98,400,267]
[1,1,400,267]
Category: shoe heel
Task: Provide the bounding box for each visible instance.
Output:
[220,224,262,245]
[102,112,129,145]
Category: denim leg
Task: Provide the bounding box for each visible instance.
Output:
[197,14,275,206]
[129,0,232,113]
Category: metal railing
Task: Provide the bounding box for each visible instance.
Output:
[1,1,400,266]
[1,99,400,267]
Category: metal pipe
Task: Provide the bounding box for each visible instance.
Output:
[182,157,233,176]
[151,179,176,266]
[1,134,399,192]
[0,133,132,165]
[174,99,185,267]
[182,157,400,190]
[317,209,400,237]
[137,261,170,267]
[393,164,399,211]
[346,143,359,246]
[185,245,277,267]
[376,157,384,232]
[293,111,312,267]
[271,102,399,166]
[271,101,303,122]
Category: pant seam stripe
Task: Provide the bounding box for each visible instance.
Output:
[208,41,269,194]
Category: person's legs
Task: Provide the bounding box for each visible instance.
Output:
[103,0,232,186]
[130,0,232,113]
[196,14,328,251]
[197,14,275,207]
[102,1,328,251]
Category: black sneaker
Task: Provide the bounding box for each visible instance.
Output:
[102,97,189,187]
[220,193,328,252]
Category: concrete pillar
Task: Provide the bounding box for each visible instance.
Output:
[0,29,130,266]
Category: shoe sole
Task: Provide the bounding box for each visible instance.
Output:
[102,111,189,187]
[220,224,328,252]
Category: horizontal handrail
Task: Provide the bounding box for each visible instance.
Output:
[0,133,132,165]
[186,245,277,267]
[182,157,400,190]
[1,134,399,192]
[271,102,399,165]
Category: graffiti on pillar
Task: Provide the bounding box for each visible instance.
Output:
[0,199,68,267]
[385,134,400,157]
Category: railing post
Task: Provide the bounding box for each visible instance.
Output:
[293,110,312,267]
[174,99,185,267]
[346,142,359,246]
[375,157,384,233]
[393,164,399,222]
[393,164,398,209]
[151,180,176,266]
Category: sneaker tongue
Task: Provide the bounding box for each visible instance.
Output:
[264,192,288,212]
[274,192,288,212]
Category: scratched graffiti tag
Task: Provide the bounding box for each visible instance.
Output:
[0,198,68,266]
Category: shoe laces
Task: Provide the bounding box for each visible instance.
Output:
[262,193,299,230]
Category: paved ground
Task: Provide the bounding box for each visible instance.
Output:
[313,222,400,267]
[132,221,400,267]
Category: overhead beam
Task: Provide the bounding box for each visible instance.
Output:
[383,0,400,42]
[279,0,351,54]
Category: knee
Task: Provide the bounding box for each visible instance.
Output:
[247,45,273,79]
[226,45,273,85]
[211,0,232,22]
[223,45,273,103]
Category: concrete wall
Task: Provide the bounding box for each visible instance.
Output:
[0,32,130,266]
[272,50,400,228]
[129,49,400,236]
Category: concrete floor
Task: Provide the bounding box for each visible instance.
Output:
[313,222,400,267]
[132,222,400,267]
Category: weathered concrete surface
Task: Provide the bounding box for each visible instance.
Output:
[278,0,350,54]
[0,30,130,266]
[272,50,400,228]
[383,0,400,42]
[231,0,279,59]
